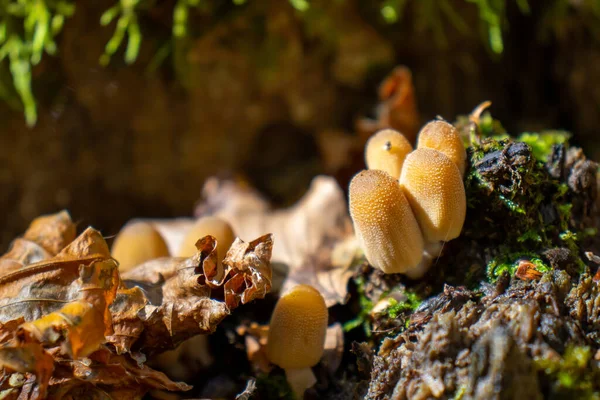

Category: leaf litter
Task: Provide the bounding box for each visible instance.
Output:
[0,210,274,399]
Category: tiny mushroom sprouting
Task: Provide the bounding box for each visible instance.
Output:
[416,119,467,176]
[111,221,170,272]
[177,216,235,260]
[365,128,413,179]
[266,284,328,398]
[399,148,466,243]
[349,169,424,274]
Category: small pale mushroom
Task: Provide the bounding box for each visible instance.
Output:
[349,169,424,274]
[365,129,413,179]
[266,284,328,399]
[111,221,170,272]
[176,216,235,260]
[416,119,467,176]
[400,148,466,243]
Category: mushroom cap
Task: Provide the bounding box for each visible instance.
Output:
[266,284,328,369]
[349,169,424,274]
[400,148,466,242]
[112,221,170,272]
[177,216,235,260]
[417,120,467,176]
[365,129,413,179]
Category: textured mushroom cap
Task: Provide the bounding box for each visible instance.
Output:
[266,285,328,369]
[365,129,413,179]
[349,169,424,274]
[417,120,467,176]
[177,216,235,260]
[112,221,170,272]
[400,148,466,242]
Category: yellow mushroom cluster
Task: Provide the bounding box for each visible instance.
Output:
[350,120,467,278]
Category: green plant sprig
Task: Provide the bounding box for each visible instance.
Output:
[0,0,75,126]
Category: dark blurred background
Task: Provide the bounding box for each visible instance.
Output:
[0,0,599,251]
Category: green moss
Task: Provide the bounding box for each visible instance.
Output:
[459,109,592,283]
[255,373,294,400]
[465,136,555,248]
[343,276,374,337]
[516,131,571,162]
[534,345,600,399]
[385,291,422,318]
[486,253,550,282]
[453,384,467,400]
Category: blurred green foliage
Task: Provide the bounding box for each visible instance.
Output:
[0,0,74,126]
[2,0,600,125]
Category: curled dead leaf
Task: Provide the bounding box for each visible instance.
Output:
[515,260,543,281]
[22,211,76,256]
[356,65,420,143]
[0,342,54,399]
[0,228,117,324]
[116,233,273,355]
[223,234,273,309]
[1,211,76,268]
[189,176,358,307]
[1,239,51,266]
[0,210,275,399]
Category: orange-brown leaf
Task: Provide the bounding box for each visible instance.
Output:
[18,300,106,359]
[22,210,76,256]
[0,342,54,399]
[223,234,273,309]
[0,228,117,324]
[114,234,273,355]
[0,239,51,266]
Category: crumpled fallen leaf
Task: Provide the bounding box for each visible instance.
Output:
[192,175,356,307]
[115,233,273,355]
[1,210,76,267]
[356,65,420,143]
[151,175,357,307]
[0,343,54,399]
[21,210,77,256]
[0,211,274,399]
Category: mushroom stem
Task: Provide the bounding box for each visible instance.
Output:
[404,242,443,279]
[285,367,317,399]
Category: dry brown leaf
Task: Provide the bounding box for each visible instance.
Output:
[46,349,191,399]
[237,322,271,374]
[189,176,356,307]
[0,227,121,399]
[223,234,273,309]
[22,210,77,256]
[0,219,262,399]
[0,228,117,324]
[1,211,76,268]
[0,210,275,399]
[0,239,51,266]
[356,65,420,143]
[18,300,107,359]
[115,233,273,355]
[321,323,344,374]
[0,259,25,275]
[0,342,54,399]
